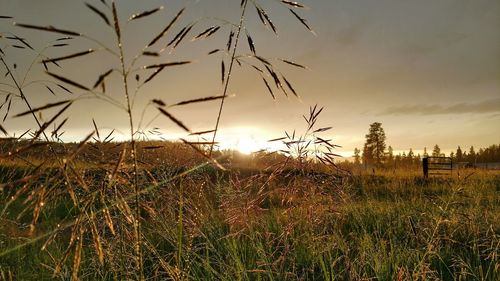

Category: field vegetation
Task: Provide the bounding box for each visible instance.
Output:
[0,0,499,280]
[0,146,499,280]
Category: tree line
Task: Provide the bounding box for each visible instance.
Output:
[352,122,500,168]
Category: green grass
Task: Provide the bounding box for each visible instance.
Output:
[1,166,499,280]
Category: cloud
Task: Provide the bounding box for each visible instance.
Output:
[401,32,469,58]
[379,98,500,115]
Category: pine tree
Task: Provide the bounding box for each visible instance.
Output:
[478,148,484,162]
[432,144,441,157]
[353,148,361,165]
[423,147,429,157]
[408,148,415,166]
[456,146,463,162]
[387,146,394,166]
[468,146,476,163]
[362,122,386,166]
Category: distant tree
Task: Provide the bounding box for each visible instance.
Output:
[407,148,415,166]
[423,147,429,157]
[387,146,394,165]
[456,146,463,162]
[482,144,500,162]
[408,148,414,158]
[469,146,475,155]
[353,148,361,165]
[446,144,500,164]
[432,144,441,157]
[478,148,485,162]
[395,153,402,166]
[468,146,476,163]
[362,122,386,166]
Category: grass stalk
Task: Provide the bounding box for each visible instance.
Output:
[110,1,143,279]
[209,0,249,156]
[0,57,47,141]
[177,180,184,278]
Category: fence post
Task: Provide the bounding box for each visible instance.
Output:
[423,157,429,178]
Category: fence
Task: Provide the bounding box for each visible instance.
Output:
[423,157,452,178]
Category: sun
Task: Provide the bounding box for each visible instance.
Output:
[217,127,273,155]
[235,135,261,155]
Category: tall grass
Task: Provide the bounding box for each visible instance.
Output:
[1,1,499,280]
[0,0,323,279]
[1,148,499,279]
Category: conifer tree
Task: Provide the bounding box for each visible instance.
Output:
[387,146,394,165]
[353,148,361,165]
[432,144,441,157]
[456,146,463,162]
[362,122,386,166]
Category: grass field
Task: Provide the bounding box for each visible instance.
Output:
[1,1,499,280]
[1,156,498,280]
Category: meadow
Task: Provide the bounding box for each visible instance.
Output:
[0,145,498,280]
[1,1,499,280]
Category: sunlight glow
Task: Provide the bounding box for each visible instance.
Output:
[217,127,275,154]
[234,135,261,155]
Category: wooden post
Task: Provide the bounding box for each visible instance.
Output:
[423,157,429,178]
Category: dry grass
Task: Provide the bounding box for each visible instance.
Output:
[0,1,325,279]
[1,1,499,280]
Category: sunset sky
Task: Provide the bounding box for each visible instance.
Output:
[1,0,499,157]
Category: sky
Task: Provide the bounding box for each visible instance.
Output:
[1,0,499,157]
